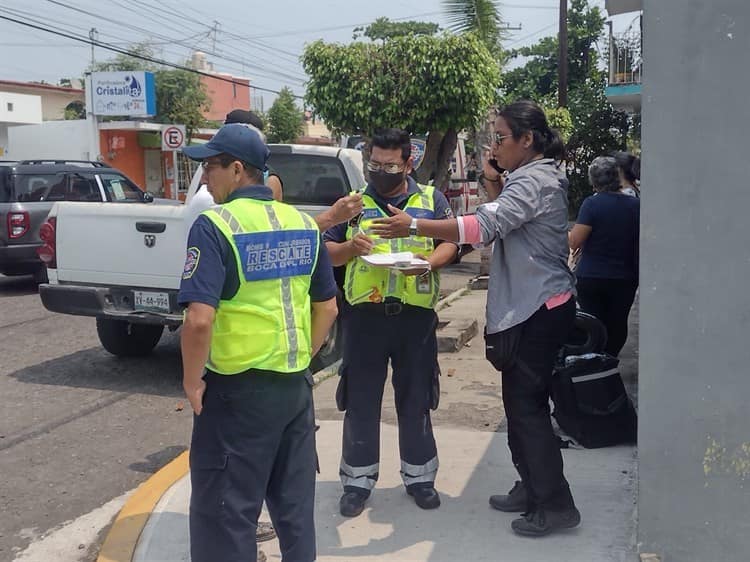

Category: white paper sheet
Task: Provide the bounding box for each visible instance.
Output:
[361,252,431,270]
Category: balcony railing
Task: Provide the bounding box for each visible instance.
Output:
[609,29,642,86]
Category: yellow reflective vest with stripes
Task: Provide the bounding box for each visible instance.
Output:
[345,184,440,309]
[203,198,320,374]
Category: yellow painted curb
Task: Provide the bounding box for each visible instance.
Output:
[97,450,189,562]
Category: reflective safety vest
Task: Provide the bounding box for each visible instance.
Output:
[345,184,440,309]
[203,198,320,374]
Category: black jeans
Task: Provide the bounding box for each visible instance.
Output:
[486,298,576,512]
[576,277,638,356]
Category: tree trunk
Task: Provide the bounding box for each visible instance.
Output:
[415,130,444,185]
[434,128,458,192]
[414,129,458,193]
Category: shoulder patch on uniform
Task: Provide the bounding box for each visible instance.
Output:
[444,207,454,218]
[183,247,200,280]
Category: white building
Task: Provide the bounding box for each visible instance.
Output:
[0,91,42,158]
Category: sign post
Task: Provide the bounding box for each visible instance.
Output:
[161,125,186,200]
[84,73,100,161]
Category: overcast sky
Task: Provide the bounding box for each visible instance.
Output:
[0,0,635,109]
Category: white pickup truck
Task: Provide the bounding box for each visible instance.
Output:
[38,144,364,372]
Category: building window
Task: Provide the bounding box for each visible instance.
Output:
[7,103,13,112]
[232,83,237,98]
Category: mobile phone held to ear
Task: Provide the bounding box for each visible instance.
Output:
[489,158,506,175]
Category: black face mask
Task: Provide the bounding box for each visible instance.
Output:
[369,170,405,195]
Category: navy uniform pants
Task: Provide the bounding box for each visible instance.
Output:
[487,298,577,512]
[337,302,440,496]
[190,369,316,562]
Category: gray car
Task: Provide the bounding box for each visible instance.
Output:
[0,160,156,283]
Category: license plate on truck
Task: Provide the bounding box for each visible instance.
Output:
[134,291,170,312]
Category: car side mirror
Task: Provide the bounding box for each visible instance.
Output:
[143,191,155,203]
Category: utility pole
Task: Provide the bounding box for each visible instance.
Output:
[89,28,98,67]
[211,21,220,52]
[558,0,568,107]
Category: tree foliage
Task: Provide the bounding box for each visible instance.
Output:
[266,87,304,143]
[442,0,505,59]
[500,0,630,214]
[302,33,499,188]
[353,17,439,41]
[153,70,210,139]
[90,43,210,139]
[544,106,573,142]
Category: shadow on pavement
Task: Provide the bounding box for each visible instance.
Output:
[129,446,188,474]
[0,274,38,297]
[8,331,185,398]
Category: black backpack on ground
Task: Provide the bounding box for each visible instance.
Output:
[550,353,638,449]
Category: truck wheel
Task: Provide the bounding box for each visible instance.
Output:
[96,318,164,357]
[310,312,344,374]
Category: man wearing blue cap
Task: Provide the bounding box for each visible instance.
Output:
[179,123,339,562]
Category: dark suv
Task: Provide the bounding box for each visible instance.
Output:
[0,160,154,282]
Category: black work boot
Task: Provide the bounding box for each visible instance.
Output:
[406,485,441,510]
[339,490,368,517]
[489,480,527,512]
[510,507,581,537]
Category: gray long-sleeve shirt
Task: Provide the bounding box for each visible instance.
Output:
[476,158,576,334]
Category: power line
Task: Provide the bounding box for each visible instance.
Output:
[0,42,88,46]
[21,1,308,85]
[0,13,303,98]
[505,22,557,47]
[500,2,558,9]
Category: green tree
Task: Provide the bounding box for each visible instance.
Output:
[353,17,440,41]
[442,0,505,59]
[152,70,210,139]
[90,43,210,139]
[64,100,86,120]
[266,87,304,143]
[500,0,630,214]
[302,33,499,188]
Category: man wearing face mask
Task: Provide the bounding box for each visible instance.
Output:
[323,128,458,517]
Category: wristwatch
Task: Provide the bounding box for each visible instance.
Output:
[409,218,419,236]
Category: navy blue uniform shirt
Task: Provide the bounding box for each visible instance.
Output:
[323,177,455,244]
[178,185,337,308]
[576,191,640,280]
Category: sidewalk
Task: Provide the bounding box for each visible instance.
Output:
[104,276,639,562]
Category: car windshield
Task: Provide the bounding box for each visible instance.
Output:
[99,173,144,202]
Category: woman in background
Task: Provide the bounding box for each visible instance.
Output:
[569,156,640,357]
[613,151,641,197]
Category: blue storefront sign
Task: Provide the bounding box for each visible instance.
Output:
[91,71,156,117]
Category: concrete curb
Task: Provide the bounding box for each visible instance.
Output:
[435,287,469,312]
[436,287,477,352]
[97,451,189,562]
[312,359,342,387]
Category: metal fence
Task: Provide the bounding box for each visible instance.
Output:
[609,29,642,85]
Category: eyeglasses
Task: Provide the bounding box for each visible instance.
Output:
[367,161,406,174]
[494,133,513,145]
[200,160,228,171]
